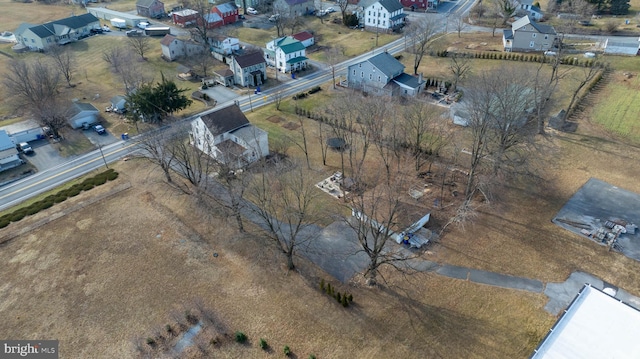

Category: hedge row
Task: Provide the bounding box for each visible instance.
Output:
[433,50,600,68]
[293,86,322,100]
[0,169,119,229]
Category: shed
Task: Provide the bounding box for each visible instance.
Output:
[109,95,127,113]
[86,7,147,28]
[603,38,640,56]
[68,102,100,129]
[292,31,314,48]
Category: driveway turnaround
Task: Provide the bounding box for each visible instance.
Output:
[26,140,70,172]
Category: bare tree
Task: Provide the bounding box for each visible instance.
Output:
[402,100,449,173]
[288,117,311,169]
[187,0,213,45]
[190,51,215,78]
[283,13,303,35]
[325,45,345,89]
[336,0,349,24]
[448,53,471,93]
[127,35,151,60]
[103,46,149,93]
[317,119,329,166]
[497,0,517,25]
[102,45,128,74]
[272,90,285,110]
[47,45,76,87]
[249,160,320,269]
[346,174,410,286]
[407,17,439,75]
[3,59,66,138]
[214,166,251,232]
[450,13,467,37]
[135,126,179,185]
[272,3,288,37]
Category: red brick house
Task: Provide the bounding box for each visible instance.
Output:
[172,9,198,27]
[212,2,238,25]
[201,13,223,29]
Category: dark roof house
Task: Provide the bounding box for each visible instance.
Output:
[200,104,250,136]
[15,13,100,51]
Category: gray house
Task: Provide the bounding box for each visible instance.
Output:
[15,13,100,51]
[347,52,424,97]
[136,0,166,18]
[68,102,100,129]
[0,130,23,172]
[503,15,557,52]
[231,51,267,87]
[273,0,315,16]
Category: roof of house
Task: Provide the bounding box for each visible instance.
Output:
[378,0,403,12]
[136,0,162,8]
[234,51,265,68]
[231,124,266,144]
[215,2,237,12]
[518,0,533,6]
[503,29,513,40]
[274,36,298,47]
[173,9,198,16]
[110,95,126,105]
[279,41,305,54]
[200,104,249,136]
[292,31,313,42]
[0,130,14,151]
[217,138,247,158]
[284,0,313,6]
[214,68,234,77]
[513,15,556,34]
[393,73,422,89]
[160,34,176,46]
[69,102,99,117]
[203,13,223,23]
[530,5,542,13]
[366,52,405,78]
[531,284,640,358]
[15,23,36,36]
[17,13,100,39]
[0,119,40,135]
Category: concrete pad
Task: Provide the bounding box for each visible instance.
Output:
[436,265,469,280]
[552,178,640,261]
[201,85,240,105]
[468,269,544,292]
[543,272,604,314]
[26,140,69,171]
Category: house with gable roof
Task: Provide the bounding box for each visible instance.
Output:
[360,0,406,34]
[231,51,267,87]
[68,101,100,129]
[292,31,314,47]
[273,0,315,16]
[160,34,206,61]
[347,51,425,97]
[265,36,308,73]
[503,15,557,52]
[15,13,100,51]
[191,104,269,168]
[202,13,224,29]
[516,0,544,20]
[136,0,166,18]
[0,130,22,172]
[212,2,239,24]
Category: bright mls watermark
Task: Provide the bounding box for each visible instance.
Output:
[1,341,58,358]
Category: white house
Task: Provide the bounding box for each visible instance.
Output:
[292,31,314,48]
[190,104,269,168]
[0,130,23,172]
[265,36,307,73]
[68,102,100,129]
[208,34,240,57]
[160,34,206,61]
[14,13,100,51]
[360,0,406,34]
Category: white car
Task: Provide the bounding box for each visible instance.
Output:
[137,22,150,29]
[246,7,258,15]
[326,7,336,13]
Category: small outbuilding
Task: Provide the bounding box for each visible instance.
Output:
[603,38,640,56]
[109,95,127,113]
[68,101,100,129]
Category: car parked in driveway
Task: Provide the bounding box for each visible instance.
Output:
[94,125,106,135]
[246,7,258,14]
[18,142,33,154]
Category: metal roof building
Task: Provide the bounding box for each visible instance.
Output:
[86,7,147,27]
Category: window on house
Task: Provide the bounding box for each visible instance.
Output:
[369,74,372,80]
[361,71,364,78]
[544,35,548,39]
[378,76,381,81]
[353,69,356,75]
[529,41,535,47]
[383,21,386,26]
[532,33,536,38]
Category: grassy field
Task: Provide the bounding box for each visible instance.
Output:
[589,72,640,142]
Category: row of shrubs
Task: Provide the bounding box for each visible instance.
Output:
[235,332,315,358]
[433,50,601,68]
[320,279,354,307]
[0,169,119,229]
[292,86,323,100]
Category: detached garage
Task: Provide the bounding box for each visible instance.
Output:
[68,102,100,129]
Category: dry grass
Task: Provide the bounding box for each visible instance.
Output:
[0,158,555,358]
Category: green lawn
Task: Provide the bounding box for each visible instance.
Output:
[590,73,640,143]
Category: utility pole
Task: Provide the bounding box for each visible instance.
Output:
[98,143,109,169]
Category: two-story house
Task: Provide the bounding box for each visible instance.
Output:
[347,51,425,96]
[360,0,406,34]
[400,0,438,12]
[172,9,199,27]
[160,34,206,61]
[191,104,269,168]
[291,31,314,47]
[208,34,240,56]
[202,13,223,29]
[265,37,308,73]
[503,15,557,52]
[136,0,166,18]
[231,51,267,87]
[273,0,315,16]
[15,13,100,51]
[212,2,239,24]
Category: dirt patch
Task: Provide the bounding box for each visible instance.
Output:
[282,121,300,130]
[266,115,284,123]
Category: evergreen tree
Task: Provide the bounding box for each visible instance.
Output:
[609,0,630,14]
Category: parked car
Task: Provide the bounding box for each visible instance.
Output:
[18,142,34,154]
[326,7,336,13]
[102,25,111,32]
[137,21,150,29]
[126,29,144,37]
[90,28,103,34]
[246,7,258,14]
[269,14,280,22]
[94,125,106,135]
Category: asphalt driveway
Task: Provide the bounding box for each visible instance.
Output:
[25,139,69,171]
[201,85,241,104]
[82,128,119,147]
